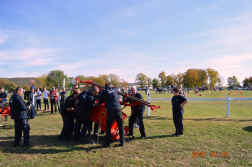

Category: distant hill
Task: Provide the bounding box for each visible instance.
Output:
[1,77,36,86]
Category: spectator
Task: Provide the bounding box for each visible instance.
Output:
[43,87,49,111]
[50,87,58,114]
[178,84,187,97]
[35,88,42,111]
[30,84,35,91]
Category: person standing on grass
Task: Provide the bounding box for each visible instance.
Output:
[35,88,42,111]
[74,87,99,143]
[98,83,125,147]
[50,87,58,114]
[178,84,186,97]
[59,90,79,142]
[56,88,60,113]
[59,87,67,113]
[30,84,35,91]
[10,87,31,147]
[43,87,49,111]
[171,87,188,136]
[127,86,146,139]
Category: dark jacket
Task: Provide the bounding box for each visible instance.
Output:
[129,92,145,112]
[75,91,95,116]
[98,86,121,111]
[10,94,29,119]
[61,95,77,117]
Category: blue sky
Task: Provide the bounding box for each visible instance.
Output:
[0,0,252,85]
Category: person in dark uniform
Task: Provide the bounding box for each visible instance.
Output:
[127,86,146,139]
[9,87,31,147]
[58,90,79,142]
[98,83,125,147]
[59,87,67,113]
[171,87,188,136]
[73,87,99,143]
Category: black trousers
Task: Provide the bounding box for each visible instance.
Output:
[105,108,124,145]
[50,100,57,113]
[74,113,90,141]
[59,114,75,140]
[129,110,146,137]
[14,118,30,146]
[43,98,49,110]
[173,114,184,135]
[36,99,41,110]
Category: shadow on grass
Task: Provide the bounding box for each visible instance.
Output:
[243,126,252,132]
[0,125,14,129]
[144,116,172,120]
[0,134,118,154]
[185,118,252,122]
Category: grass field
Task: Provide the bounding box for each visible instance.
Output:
[0,90,252,166]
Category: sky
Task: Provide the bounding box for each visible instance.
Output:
[0,0,252,86]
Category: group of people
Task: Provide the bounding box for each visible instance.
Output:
[8,82,188,147]
[29,84,67,114]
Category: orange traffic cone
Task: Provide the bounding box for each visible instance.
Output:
[220,96,222,99]
[197,93,199,96]
[242,95,244,98]
[236,93,237,95]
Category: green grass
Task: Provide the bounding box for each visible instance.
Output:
[0,90,252,166]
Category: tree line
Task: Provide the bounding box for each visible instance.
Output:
[34,70,129,90]
[135,68,251,89]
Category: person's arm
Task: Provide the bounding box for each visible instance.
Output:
[4,93,8,100]
[16,98,30,110]
[86,98,96,114]
[180,100,188,107]
[66,107,75,112]
[97,90,105,106]
[65,98,75,111]
[80,83,89,92]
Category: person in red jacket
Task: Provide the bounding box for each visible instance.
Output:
[50,87,58,114]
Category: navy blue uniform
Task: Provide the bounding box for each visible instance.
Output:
[9,94,30,146]
[171,95,187,135]
[98,86,124,146]
[128,92,146,137]
[74,91,96,142]
[59,95,77,140]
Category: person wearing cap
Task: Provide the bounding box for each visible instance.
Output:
[49,87,58,114]
[98,83,125,147]
[0,87,8,121]
[9,87,31,147]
